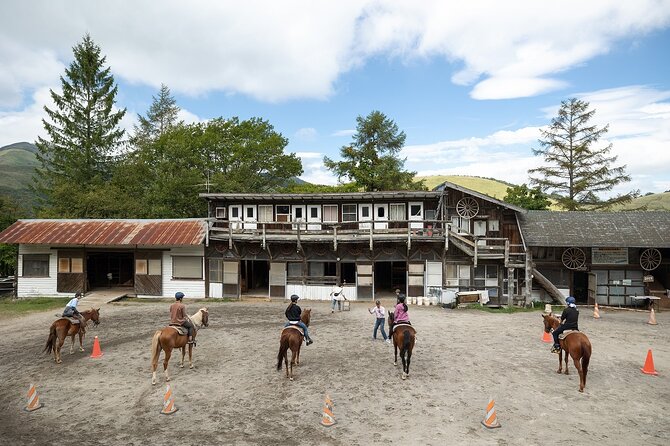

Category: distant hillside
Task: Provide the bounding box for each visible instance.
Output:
[416,175,514,199]
[611,192,670,211]
[0,142,39,214]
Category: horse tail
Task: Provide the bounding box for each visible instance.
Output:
[150,330,162,366]
[43,324,56,354]
[581,339,591,379]
[401,329,411,356]
[277,336,289,371]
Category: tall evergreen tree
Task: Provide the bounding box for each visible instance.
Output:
[133,83,180,142]
[323,111,425,191]
[529,98,636,210]
[34,34,126,217]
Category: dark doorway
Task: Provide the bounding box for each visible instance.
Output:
[86,252,134,289]
[374,261,407,295]
[241,260,269,296]
[573,271,588,303]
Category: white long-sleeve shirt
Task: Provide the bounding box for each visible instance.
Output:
[65,297,79,308]
[369,305,386,319]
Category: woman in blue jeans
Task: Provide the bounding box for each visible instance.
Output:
[368,300,390,342]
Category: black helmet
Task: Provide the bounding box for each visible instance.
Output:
[290,294,299,302]
[398,293,406,303]
[175,292,185,300]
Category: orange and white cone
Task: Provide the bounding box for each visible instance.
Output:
[593,303,601,319]
[24,384,43,412]
[481,398,501,429]
[542,331,553,343]
[640,349,659,376]
[161,384,178,415]
[319,394,336,427]
[90,336,103,358]
[647,308,658,325]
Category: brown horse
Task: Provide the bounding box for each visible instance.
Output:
[43,308,100,364]
[388,311,416,380]
[151,308,209,385]
[276,308,311,381]
[542,313,592,392]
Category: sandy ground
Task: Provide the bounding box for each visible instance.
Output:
[0,299,669,446]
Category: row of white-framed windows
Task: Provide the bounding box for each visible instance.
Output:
[342,204,357,222]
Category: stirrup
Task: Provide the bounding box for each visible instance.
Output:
[550,346,560,353]
[305,339,313,346]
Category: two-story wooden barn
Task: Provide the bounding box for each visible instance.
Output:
[201,181,530,304]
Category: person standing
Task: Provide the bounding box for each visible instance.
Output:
[330,283,345,313]
[368,299,390,342]
[170,292,196,345]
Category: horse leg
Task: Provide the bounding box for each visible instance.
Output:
[573,355,584,392]
[56,332,65,364]
[557,347,563,374]
[564,347,570,375]
[401,352,407,380]
[289,347,297,381]
[70,333,75,354]
[78,329,84,352]
[163,348,172,382]
[180,346,185,368]
[393,337,398,366]
[188,344,193,369]
[152,346,161,385]
[296,340,301,366]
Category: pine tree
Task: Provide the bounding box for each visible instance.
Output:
[323,111,425,191]
[529,98,636,210]
[34,34,126,217]
[133,83,180,142]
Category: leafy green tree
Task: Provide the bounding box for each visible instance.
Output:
[324,111,425,191]
[503,184,551,210]
[529,98,636,210]
[281,181,359,194]
[133,84,180,142]
[0,195,20,276]
[34,34,126,217]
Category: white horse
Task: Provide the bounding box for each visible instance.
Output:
[151,308,209,385]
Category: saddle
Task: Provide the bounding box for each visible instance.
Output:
[58,317,81,325]
[168,324,189,336]
[391,322,412,334]
[282,324,304,336]
[558,330,579,340]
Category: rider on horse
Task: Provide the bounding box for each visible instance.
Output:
[551,296,579,353]
[285,294,313,345]
[170,292,196,346]
[62,292,86,332]
[391,293,411,333]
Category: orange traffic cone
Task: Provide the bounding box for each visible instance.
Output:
[647,308,658,325]
[481,397,501,429]
[319,394,336,427]
[90,336,103,359]
[161,384,178,415]
[593,303,601,319]
[23,384,43,412]
[641,349,658,376]
[542,331,553,343]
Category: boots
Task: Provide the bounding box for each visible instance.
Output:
[305,336,313,346]
[188,336,197,347]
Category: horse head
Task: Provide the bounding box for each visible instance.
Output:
[542,313,558,332]
[87,308,101,326]
[200,308,209,327]
[388,311,395,327]
[301,308,311,326]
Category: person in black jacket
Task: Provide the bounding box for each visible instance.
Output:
[551,296,579,353]
[285,294,313,345]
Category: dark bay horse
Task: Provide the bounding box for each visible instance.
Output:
[276,308,311,381]
[388,311,416,380]
[542,313,592,392]
[151,308,209,385]
[43,308,100,364]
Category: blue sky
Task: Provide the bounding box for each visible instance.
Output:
[1,1,670,195]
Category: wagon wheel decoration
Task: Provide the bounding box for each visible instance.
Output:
[456,197,479,219]
[562,247,586,270]
[640,248,662,271]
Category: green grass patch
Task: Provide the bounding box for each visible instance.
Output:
[0,297,69,318]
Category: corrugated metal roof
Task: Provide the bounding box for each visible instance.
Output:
[0,219,207,246]
[518,211,670,248]
[199,191,443,201]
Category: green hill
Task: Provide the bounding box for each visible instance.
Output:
[417,175,514,199]
[0,142,39,214]
[611,192,670,211]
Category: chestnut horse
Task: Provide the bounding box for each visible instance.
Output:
[276,308,311,381]
[43,308,100,364]
[151,308,209,385]
[542,313,592,392]
[388,311,416,380]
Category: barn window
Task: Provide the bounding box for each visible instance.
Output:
[23,254,49,277]
[342,204,357,222]
[390,204,405,221]
[209,259,222,283]
[172,256,203,279]
[258,205,273,223]
[323,205,338,222]
[215,207,227,219]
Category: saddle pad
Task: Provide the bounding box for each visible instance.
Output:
[282,325,304,336]
[558,330,579,340]
[57,317,80,324]
[168,325,188,336]
[392,322,413,333]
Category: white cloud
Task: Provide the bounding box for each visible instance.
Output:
[331,129,356,137]
[294,128,318,141]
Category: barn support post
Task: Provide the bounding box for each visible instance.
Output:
[525,250,533,306]
[507,267,514,308]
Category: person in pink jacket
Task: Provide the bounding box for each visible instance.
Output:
[393,293,411,326]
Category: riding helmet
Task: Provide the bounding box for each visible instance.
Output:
[566,296,576,305]
[398,293,406,303]
[175,291,185,300]
[290,294,299,302]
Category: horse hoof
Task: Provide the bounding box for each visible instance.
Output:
[79,348,84,352]
[152,380,156,385]
[289,377,294,381]
[401,374,407,380]
[394,362,397,366]
[189,364,194,369]
[579,389,584,393]
[180,364,184,368]
[166,377,170,382]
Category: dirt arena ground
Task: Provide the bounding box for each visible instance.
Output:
[0,299,668,446]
